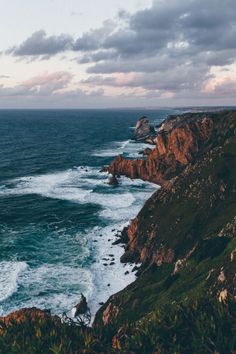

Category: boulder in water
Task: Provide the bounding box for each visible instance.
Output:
[108,174,119,186]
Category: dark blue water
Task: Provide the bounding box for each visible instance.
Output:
[0,109,176,316]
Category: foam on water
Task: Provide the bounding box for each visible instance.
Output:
[0,167,103,202]
[18,264,93,314]
[93,140,130,157]
[0,165,157,316]
[0,109,170,319]
[0,168,142,212]
[0,261,28,303]
[92,139,154,158]
[0,262,94,316]
[0,153,157,317]
[88,223,139,316]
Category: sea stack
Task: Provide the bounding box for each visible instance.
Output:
[132,116,156,143]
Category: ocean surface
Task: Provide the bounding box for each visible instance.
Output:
[0,109,177,317]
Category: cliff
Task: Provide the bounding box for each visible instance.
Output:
[93,110,236,352]
[108,111,235,184]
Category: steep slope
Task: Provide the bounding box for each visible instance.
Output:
[94,112,236,347]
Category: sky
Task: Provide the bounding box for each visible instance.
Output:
[0,0,236,108]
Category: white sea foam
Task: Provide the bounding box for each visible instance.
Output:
[92,139,153,158]
[1,263,94,316]
[0,261,28,303]
[88,192,135,209]
[0,168,100,202]
[92,141,128,157]
[0,168,144,214]
[0,158,157,317]
[88,223,139,316]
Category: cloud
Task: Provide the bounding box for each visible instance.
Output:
[0,71,72,97]
[73,20,116,52]
[77,0,236,99]
[0,71,105,108]
[8,30,74,57]
[4,0,236,105]
[83,62,211,93]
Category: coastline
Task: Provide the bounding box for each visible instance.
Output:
[0,116,160,318]
[1,110,235,353]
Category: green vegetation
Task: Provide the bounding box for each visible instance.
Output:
[0,315,104,354]
[115,299,236,354]
[0,299,235,353]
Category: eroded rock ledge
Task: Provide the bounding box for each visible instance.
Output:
[108,111,234,184]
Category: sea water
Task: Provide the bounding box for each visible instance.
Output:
[0,109,176,317]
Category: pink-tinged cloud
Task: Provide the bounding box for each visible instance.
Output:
[203,76,236,96]
[115,73,136,86]
[23,71,73,88]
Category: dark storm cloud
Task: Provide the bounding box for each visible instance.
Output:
[73,20,116,52]
[8,30,74,57]
[8,0,236,61]
[79,0,236,95]
[82,0,236,60]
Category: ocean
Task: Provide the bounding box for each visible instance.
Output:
[0,109,176,317]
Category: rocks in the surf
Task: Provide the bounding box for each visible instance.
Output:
[133,116,156,143]
[113,227,129,245]
[108,174,119,186]
[132,265,140,273]
[73,294,88,317]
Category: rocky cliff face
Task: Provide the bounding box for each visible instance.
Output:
[108,111,234,184]
[95,110,236,332]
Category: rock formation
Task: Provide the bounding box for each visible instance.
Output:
[108,111,235,185]
[73,293,88,317]
[132,116,156,143]
[108,174,119,186]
